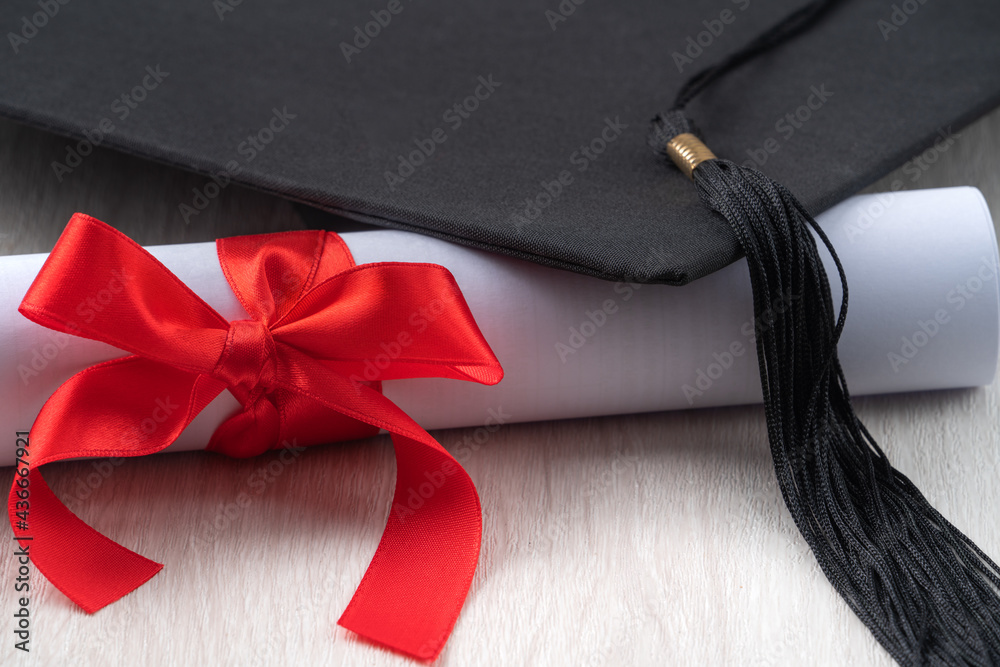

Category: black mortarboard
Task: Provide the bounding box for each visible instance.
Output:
[2,0,1000,663]
[2,0,997,285]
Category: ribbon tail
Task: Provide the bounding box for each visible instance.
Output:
[9,356,225,612]
[10,471,164,613]
[278,346,481,660]
[338,431,481,660]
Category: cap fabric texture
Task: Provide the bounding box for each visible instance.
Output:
[0,0,998,284]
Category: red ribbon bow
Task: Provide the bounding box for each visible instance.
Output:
[8,214,503,660]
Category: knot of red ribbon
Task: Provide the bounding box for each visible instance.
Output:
[216,318,278,391]
[8,213,503,660]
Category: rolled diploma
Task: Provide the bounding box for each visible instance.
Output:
[1,186,997,466]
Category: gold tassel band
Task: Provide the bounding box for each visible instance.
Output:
[665,133,716,179]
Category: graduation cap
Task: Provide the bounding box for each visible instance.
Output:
[3,0,1000,662]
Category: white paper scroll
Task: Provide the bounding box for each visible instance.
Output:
[1,186,997,466]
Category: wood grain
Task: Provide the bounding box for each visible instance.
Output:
[2,107,1000,667]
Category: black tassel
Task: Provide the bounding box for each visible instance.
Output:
[650,109,1000,665]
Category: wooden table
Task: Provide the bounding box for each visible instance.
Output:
[2,108,999,666]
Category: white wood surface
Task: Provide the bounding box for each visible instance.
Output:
[1,107,999,667]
